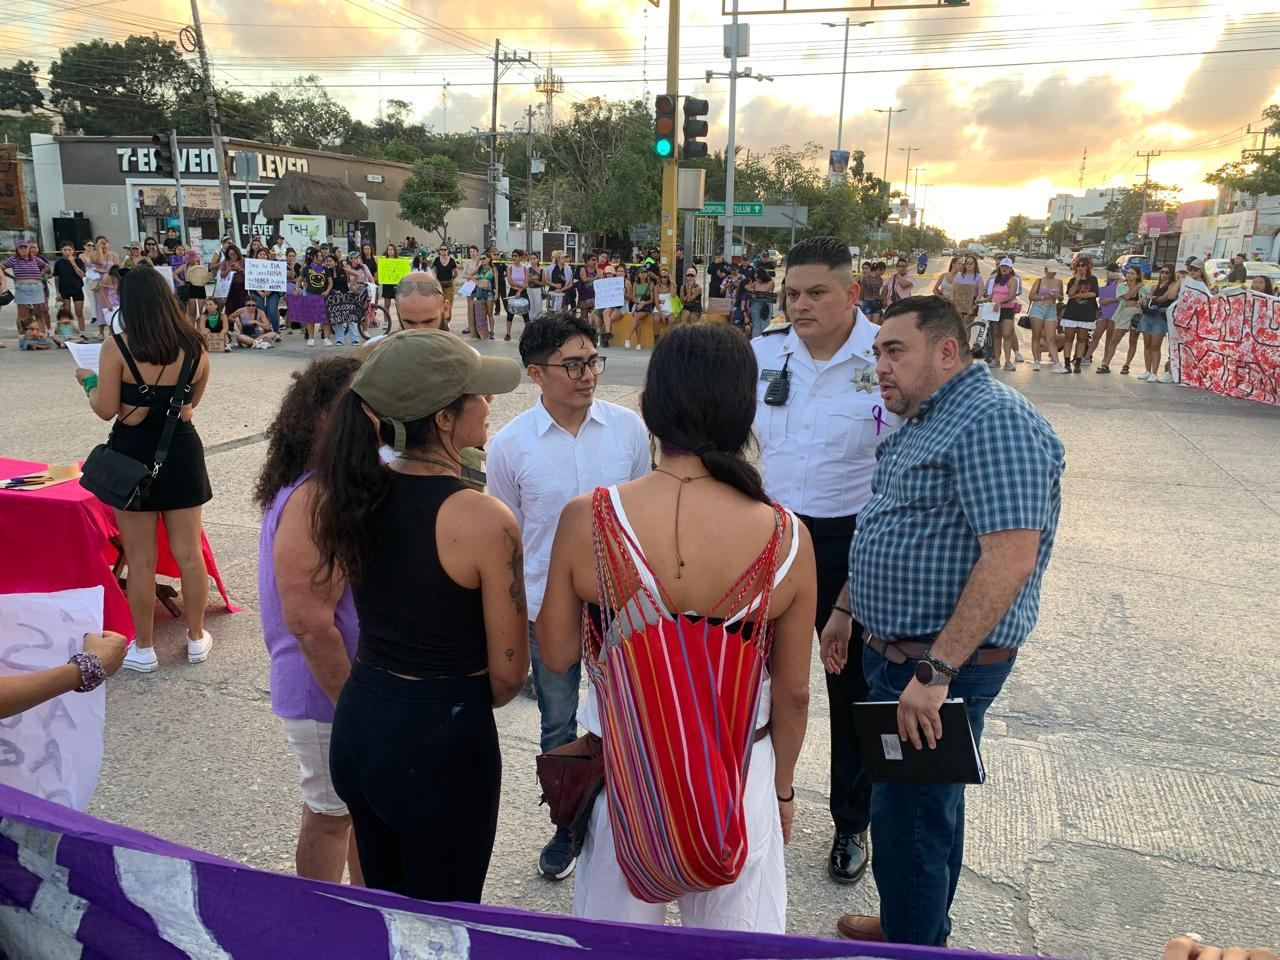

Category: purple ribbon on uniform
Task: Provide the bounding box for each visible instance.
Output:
[872,404,885,436]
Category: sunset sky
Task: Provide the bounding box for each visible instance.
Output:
[7,0,1280,239]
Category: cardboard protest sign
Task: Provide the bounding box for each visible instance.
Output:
[377,257,414,286]
[593,276,625,309]
[1170,282,1280,405]
[213,272,233,300]
[280,215,325,250]
[244,258,287,292]
[0,586,105,810]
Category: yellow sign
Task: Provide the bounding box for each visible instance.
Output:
[0,145,28,230]
[377,257,415,285]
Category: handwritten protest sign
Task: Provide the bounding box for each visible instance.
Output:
[377,257,414,286]
[325,291,365,328]
[154,265,175,291]
[1170,282,1280,405]
[0,586,105,811]
[213,272,233,300]
[244,258,287,292]
[280,214,325,250]
[593,276,625,309]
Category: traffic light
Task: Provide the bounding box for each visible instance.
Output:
[682,97,709,160]
[654,93,676,159]
[152,133,175,178]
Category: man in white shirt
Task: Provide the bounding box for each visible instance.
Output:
[270,235,289,260]
[487,315,650,882]
[753,236,902,887]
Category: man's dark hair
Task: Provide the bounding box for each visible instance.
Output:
[785,236,851,271]
[882,295,968,350]
[519,315,599,366]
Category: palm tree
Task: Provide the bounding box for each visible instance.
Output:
[1005,214,1031,248]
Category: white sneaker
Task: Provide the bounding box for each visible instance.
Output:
[1033,361,1041,371]
[322,338,335,347]
[254,340,273,350]
[1140,372,1156,381]
[122,644,158,673]
[306,337,316,346]
[1003,361,1015,371]
[222,343,232,353]
[1158,372,1173,383]
[1015,352,1025,363]
[1051,364,1070,374]
[187,629,213,664]
[623,340,631,349]
[635,343,642,351]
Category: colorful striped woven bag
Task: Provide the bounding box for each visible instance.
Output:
[584,487,785,903]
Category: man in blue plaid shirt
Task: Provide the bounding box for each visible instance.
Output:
[827,295,1065,947]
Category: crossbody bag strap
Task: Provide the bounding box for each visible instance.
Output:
[149,350,198,478]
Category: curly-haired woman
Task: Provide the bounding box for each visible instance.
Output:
[255,354,365,885]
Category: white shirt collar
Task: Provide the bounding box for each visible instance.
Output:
[532,396,606,436]
[780,309,877,365]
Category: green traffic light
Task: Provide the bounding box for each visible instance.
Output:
[655,139,673,158]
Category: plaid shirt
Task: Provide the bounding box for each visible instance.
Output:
[850,363,1065,649]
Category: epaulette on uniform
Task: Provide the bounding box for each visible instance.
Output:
[761,321,792,336]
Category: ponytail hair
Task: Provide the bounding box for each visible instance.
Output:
[309,390,391,585]
[641,324,769,505]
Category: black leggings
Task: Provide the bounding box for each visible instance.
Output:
[330,662,500,902]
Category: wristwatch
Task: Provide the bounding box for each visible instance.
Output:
[67,653,107,693]
[915,650,959,687]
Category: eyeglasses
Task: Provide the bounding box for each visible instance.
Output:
[538,356,606,380]
[396,280,442,297]
[685,272,696,277]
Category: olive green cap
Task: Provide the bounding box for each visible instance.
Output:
[351,329,520,452]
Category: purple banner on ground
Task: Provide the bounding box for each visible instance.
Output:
[0,783,1058,960]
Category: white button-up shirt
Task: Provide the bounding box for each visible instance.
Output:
[488,397,650,618]
[751,314,902,518]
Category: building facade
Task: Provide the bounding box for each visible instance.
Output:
[29,134,489,255]
[1046,189,1111,224]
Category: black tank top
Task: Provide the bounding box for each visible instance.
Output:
[118,339,194,427]
[353,474,488,678]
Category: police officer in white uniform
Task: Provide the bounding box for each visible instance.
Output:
[752,236,901,885]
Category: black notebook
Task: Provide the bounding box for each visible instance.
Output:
[853,699,986,785]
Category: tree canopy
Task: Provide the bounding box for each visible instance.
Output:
[1207,104,1280,198]
[398,156,464,241]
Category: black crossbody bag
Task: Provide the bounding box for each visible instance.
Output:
[80,335,197,511]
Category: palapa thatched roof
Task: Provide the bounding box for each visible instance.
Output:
[259,172,369,221]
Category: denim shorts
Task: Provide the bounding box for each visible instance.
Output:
[1137,313,1167,335]
[1027,301,1057,322]
[859,298,882,315]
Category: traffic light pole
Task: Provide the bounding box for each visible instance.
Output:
[188,0,235,240]
[660,0,680,278]
[723,0,738,258]
[170,129,187,239]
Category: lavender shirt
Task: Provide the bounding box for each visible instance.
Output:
[258,472,359,722]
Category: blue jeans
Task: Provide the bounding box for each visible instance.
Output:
[252,292,282,333]
[862,644,1015,946]
[750,299,773,337]
[528,621,580,754]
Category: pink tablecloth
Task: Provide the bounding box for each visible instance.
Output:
[0,456,239,637]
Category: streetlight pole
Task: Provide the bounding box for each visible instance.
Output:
[823,19,871,154]
[899,146,921,198]
[874,106,906,185]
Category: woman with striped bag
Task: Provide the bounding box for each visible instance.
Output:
[537,324,815,931]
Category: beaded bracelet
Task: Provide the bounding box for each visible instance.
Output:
[81,374,99,395]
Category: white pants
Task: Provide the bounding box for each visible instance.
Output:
[527,288,543,318]
[572,733,786,933]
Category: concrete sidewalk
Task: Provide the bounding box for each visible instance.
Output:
[0,313,1276,958]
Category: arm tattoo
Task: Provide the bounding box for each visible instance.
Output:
[504,528,527,618]
[505,648,515,662]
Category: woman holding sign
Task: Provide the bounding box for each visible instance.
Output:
[249,248,284,334]
[217,245,248,316]
[380,244,400,325]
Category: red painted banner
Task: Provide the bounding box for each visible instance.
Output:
[1170,282,1280,405]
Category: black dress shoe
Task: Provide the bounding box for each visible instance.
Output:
[828,829,869,884]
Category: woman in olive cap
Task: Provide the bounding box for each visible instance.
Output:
[310,329,530,903]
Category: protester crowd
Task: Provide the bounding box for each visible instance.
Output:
[0,226,1264,959]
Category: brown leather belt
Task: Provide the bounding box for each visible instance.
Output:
[753,723,771,744]
[863,633,1017,666]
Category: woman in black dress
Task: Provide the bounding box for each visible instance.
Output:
[74,267,213,675]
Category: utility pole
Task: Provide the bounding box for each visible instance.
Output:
[874,107,906,186]
[660,0,680,276]
[488,42,536,252]
[711,4,773,258]
[186,0,234,240]
[524,104,535,255]
[899,145,921,197]
[169,129,187,240]
[441,80,449,134]
[723,0,738,258]
[1136,149,1161,213]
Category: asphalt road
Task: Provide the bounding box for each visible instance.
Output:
[0,292,1277,959]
